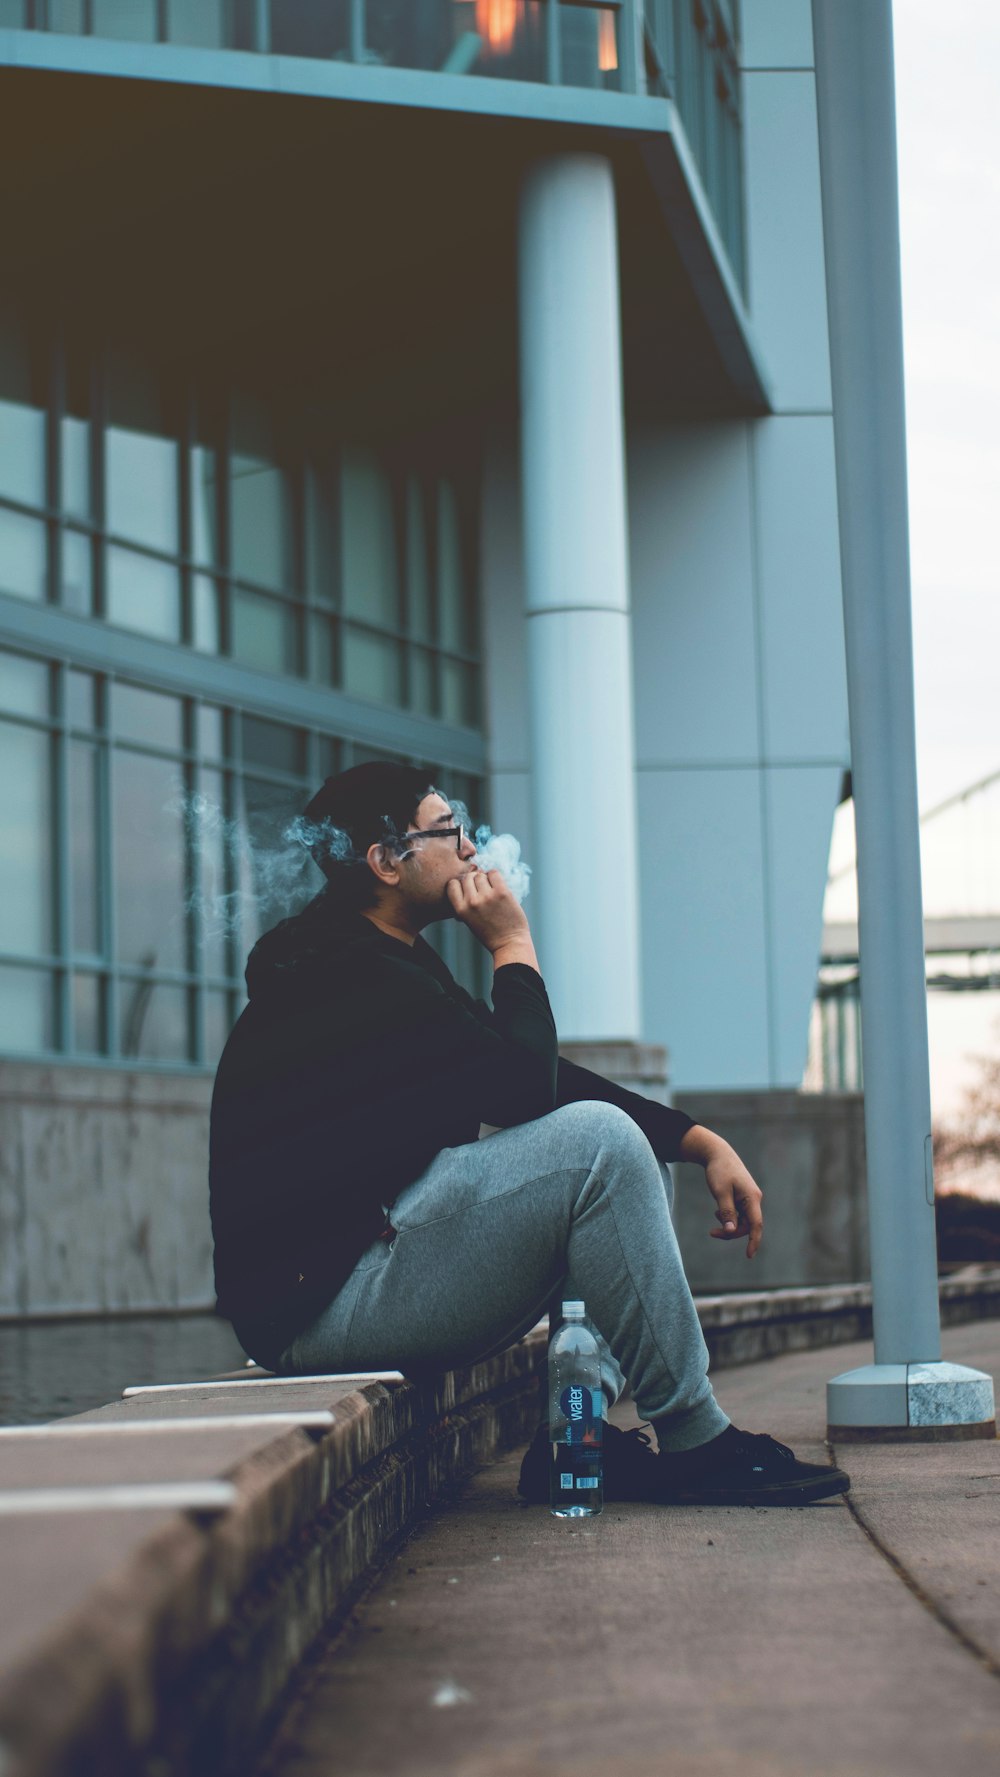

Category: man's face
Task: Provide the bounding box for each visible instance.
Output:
[372,791,480,925]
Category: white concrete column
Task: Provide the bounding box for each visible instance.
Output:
[517,153,642,1041]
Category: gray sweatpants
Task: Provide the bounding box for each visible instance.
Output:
[275,1100,730,1452]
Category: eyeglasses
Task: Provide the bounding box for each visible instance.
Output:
[401,824,466,853]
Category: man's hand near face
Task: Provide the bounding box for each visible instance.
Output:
[446,867,538,970]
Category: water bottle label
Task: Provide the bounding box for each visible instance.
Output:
[558,1383,602,1445]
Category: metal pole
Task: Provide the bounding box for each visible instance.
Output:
[812,0,993,1436]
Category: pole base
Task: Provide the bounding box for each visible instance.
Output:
[827,1361,996,1443]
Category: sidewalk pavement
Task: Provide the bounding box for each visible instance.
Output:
[255,1319,1000,1777]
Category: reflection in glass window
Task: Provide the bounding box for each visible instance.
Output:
[409,644,436,718]
[441,657,479,727]
[112,682,184,751]
[232,587,297,674]
[113,749,187,974]
[61,528,93,616]
[0,721,53,957]
[92,0,158,40]
[341,446,399,626]
[106,547,180,642]
[560,3,619,90]
[0,966,52,1055]
[0,315,46,509]
[120,981,190,1061]
[309,613,336,687]
[0,650,48,720]
[196,705,225,759]
[105,351,179,554]
[0,506,47,602]
[70,741,102,955]
[230,396,292,592]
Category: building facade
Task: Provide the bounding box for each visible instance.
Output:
[0,1,858,1314]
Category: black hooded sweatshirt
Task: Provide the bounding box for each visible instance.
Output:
[209,885,697,1368]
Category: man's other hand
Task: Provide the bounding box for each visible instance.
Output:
[446,867,531,955]
[704,1146,764,1259]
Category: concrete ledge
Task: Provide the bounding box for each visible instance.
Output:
[2,1271,1000,1776]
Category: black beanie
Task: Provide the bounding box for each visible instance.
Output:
[301,761,438,884]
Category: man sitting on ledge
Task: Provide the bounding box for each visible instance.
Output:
[209,761,849,1508]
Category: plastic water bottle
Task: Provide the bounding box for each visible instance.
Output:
[548,1299,603,1518]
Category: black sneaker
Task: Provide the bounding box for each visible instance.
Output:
[516,1419,660,1504]
[657,1427,851,1507]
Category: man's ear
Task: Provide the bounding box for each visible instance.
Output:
[366,841,401,889]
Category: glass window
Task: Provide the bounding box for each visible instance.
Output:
[317,731,342,779]
[192,573,221,653]
[230,395,293,593]
[0,315,46,509]
[341,446,399,627]
[306,457,339,604]
[61,415,90,521]
[560,3,620,90]
[0,506,47,602]
[0,720,53,957]
[70,741,102,956]
[197,765,232,980]
[0,2,28,27]
[408,644,436,718]
[191,441,220,565]
[195,703,225,759]
[270,0,350,57]
[308,612,336,686]
[92,0,158,40]
[437,477,472,651]
[0,650,49,720]
[0,966,53,1055]
[113,749,188,974]
[167,0,228,47]
[72,973,105,1055]
[241,714,305,774]
[238,775,314,943]
[232,587,297,675]
[405,475,432,641]
[61,528,93,615]
[105,349,179,554]
[441,657,479,727]
[342,625,402,705]
[66,668,96,730]
[106,546,181,642]
[48,0,86,31]
[120,981,190,1061]
[112,682,184,750]
[447,0,547,82]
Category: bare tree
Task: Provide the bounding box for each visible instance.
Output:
[931,1014,1000,1199]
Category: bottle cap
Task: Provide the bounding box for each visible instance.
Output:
[561,1300,585,1316]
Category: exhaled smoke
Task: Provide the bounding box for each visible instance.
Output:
[166,789,532,949]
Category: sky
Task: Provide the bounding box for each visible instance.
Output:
[824,0,1000,1133]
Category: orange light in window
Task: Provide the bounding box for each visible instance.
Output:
[598,10,618,71]
[476,0,519,55]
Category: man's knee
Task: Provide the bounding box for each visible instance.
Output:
[546,1099,654,1159]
